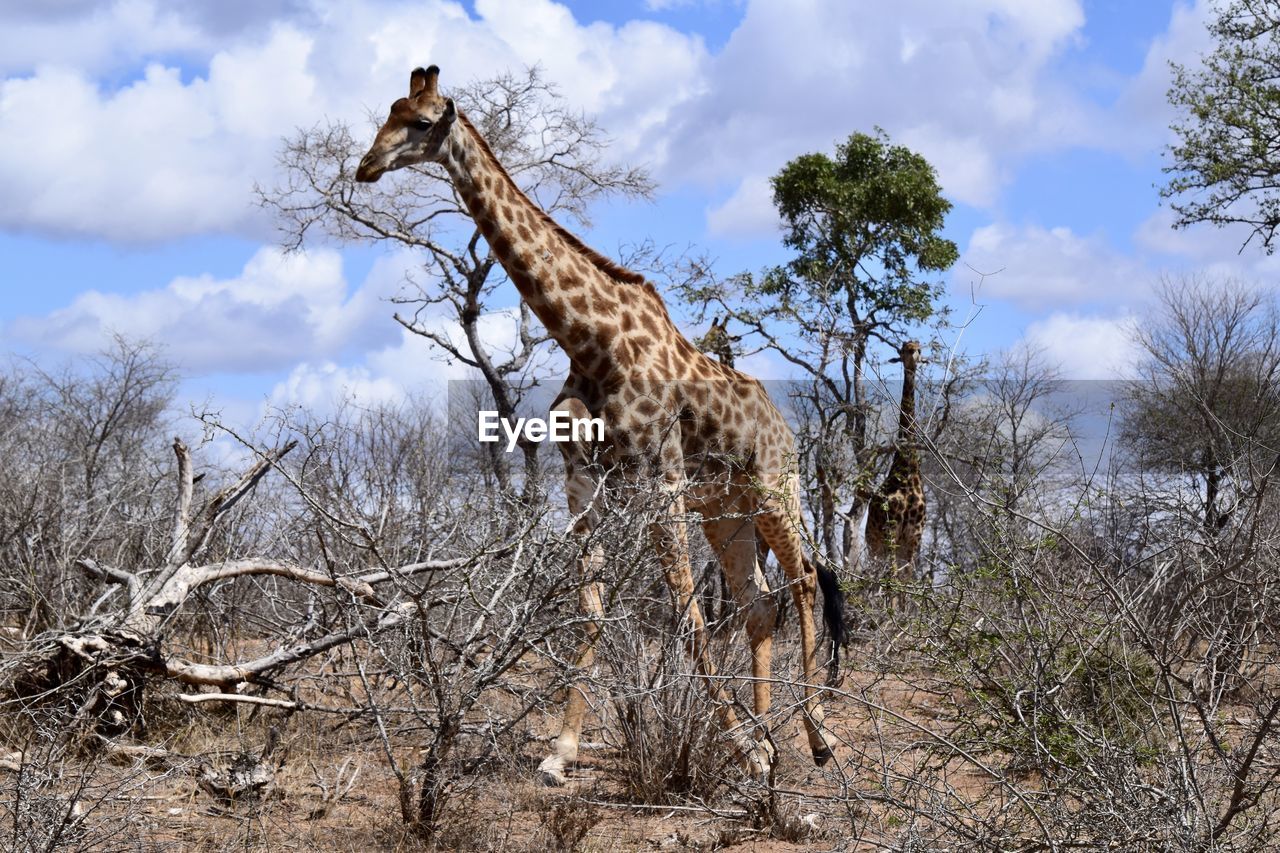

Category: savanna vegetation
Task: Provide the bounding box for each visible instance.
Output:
[3,4,1280,850]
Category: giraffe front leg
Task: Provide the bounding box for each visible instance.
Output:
[538,549,604,786]
[539,400,606,786]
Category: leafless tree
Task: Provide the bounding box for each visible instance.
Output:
[927,344,1085,573]
[1122,275,1280,541]
[0,338,177,634]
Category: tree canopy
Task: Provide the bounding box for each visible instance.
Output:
[1163,0,1280,251]
[767,129,958,323]
[682,128,957,567]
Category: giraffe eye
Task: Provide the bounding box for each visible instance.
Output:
[412,117,433,131]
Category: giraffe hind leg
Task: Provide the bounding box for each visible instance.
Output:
[652,482,778,780]
[702,513,777,726]
[754,498,840,767]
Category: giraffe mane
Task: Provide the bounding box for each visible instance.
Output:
[457,113,648,288]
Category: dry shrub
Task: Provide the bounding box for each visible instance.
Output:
[0,735,160,852]
[594,589,749,806]
[534,794,604,852]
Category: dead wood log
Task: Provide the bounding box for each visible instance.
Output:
[2,436,495,738]
[198,725,284,805]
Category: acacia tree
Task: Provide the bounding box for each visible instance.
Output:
[683,129,957,568]
[259,67,653,501]
[1164,0,1280,251]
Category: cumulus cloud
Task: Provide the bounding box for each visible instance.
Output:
[898,129,1004,210]
[0,0,706,242]
[0,0,1109,243]
[1021,312,1138,379]
[666,0,1093,235]
[268,308,542,412]
[0,1,324,75]
[705,174,780,238]
[959,222,1149,311]
[6,245,414,371]
[0,27,317,241]
[0,1,204,76]
[1106,0,1213,151]
[0,0,1228,409]
[267,360,405,411]
[1133,207,1280,285]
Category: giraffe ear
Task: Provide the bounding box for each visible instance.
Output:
[887,356,902,364]
[442,97,456,120]
[410,65,440,98]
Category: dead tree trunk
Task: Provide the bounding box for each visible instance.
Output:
[2,438,486,736]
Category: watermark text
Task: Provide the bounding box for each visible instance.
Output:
[477,410,604,451]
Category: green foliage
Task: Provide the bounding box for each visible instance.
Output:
[1163,0,1280,251]
[769,129,957,321]
[677,127,958,569]
[937,559,1165,775]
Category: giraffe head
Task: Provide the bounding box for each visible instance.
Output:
[888,340,923,370]
[355,65,457,182]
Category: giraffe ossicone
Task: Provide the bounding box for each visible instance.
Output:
[358,65,846,784]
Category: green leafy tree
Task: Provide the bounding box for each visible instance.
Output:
[684,129,957,569]
[1163,0,1280,251]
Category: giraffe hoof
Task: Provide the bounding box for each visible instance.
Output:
[812,745,834,767]
[739,737,775,781]
[536,755,568,786]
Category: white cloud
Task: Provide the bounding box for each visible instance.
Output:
[706,174,779,238]
[959,222,1149,310]
[0,0,1099,243]
[0,26,316,241]
[0,2,323,76]
[898,128,1004,209]
[1022,312,1138,379]
[734,349,790,381]
[0,0,1234,404]
[664,0,1091,235]
[1106,0,1213,151]
[1133,207,1280,285]
[0,0,707,242]
[268,360,405,411]
[0,1,204,76]
[7,245,413,371]
[0,0,1211,255]
[268,307,546,412]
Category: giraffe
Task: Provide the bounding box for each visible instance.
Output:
[696,315,737,368]
[356,66,844,785]
[864,340,927,599]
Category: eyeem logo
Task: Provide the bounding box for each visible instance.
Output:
[478,411,604,451]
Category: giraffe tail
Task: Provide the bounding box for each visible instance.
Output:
[811,558,846,683]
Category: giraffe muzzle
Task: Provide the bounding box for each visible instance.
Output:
[355,156,383,183]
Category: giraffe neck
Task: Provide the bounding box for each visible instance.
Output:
[893,362,919,468]
[439,114,668,377]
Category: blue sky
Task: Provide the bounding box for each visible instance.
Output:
[1,0,1272,419]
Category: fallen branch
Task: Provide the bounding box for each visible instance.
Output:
[164,599,434,687]
[178,693,302,709]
